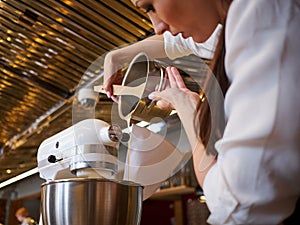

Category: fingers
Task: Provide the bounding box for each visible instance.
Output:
[166,66,186,89]
[172,67,186,88]
[148,66,187,110]
[156,100,172,110]
[111,95,119,103]
[166,67,176,88]
[103,70,123,101]
[103,81,113,98]
[103,52,124,99]
[148,90,174,110]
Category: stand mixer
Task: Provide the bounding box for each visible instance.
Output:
[37,118,143,225]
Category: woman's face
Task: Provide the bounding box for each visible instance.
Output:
[131,0,221,43]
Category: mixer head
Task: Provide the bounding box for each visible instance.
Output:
[37,119,123,180]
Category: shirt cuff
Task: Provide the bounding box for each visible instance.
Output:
[203,162,239,224]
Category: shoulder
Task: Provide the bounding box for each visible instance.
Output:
[225,0,298,64]
[227,0,296,30]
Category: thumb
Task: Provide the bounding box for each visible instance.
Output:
[148,91,173,110]
[148,91,169,102]
[148,91,161,101]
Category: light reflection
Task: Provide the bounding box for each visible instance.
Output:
[55,37,75,48]
[16,55,27,62]
[63,0,73,6]
[29,70,38,75]
[24,39,31,45]
[11,43,24,51]
[15,38,24,44]
[44,53,53,58]
[27,47,38,53]
[47,31,55,35]
[48,48,58,54]
[0,167,38,189]
[56,17,63,23]
[199,195,206,203]
[9,49,17,54]
[22,71,29,76]
[17,33,28,39]
[1,56,11,62]
[11,63,18,68]
[34,37,44,44]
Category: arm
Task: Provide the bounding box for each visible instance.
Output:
[149,66,216,187]
[103,26,221,100]
[103,34,166,99]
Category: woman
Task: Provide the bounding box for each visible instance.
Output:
[103,0,300,224]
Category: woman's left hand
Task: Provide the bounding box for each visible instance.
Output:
[149,66,215,187]
[149,66,200,111]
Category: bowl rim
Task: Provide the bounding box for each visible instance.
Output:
[41,177,143,188]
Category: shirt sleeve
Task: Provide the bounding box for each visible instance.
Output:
[163,24,222,60]
[203,0,300,224]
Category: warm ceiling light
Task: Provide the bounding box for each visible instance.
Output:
[6,169,12,174]
[63,0,73,6]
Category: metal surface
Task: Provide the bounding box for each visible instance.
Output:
[41,178,143,225]
[0,0,209,183]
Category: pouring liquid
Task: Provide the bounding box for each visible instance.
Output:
[125,116,131,181]
[94,82,147,181]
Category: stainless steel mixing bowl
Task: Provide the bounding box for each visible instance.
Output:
[41,178,143,225]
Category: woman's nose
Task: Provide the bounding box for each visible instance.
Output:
[148,13,169,35]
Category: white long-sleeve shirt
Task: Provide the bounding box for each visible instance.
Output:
[164,0,300,224]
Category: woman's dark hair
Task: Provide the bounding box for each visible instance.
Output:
[196,9,231,155]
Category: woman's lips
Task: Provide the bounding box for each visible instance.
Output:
[171,31,180,36]
[170,31,190,39]
[173,31,189,39]
[181,32,190,39]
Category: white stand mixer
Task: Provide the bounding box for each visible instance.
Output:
[37,119,143,225]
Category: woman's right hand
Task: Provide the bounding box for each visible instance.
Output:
[103,35,166,102]
[103,50,125,102]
